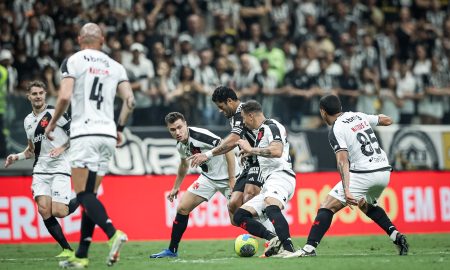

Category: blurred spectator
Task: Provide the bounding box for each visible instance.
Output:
[155,1,180,46]
[256,58,278,117]
[0,55,7,157]
[397,61,421,124]
[232,53,259,100]
[20,15,46,58]
[395,7,415,61]
[247,23,265,52]
[33,1,55,41]
[239,0,271,38]
[379,75,402,124]
[269,0,289,29]
[126,2,146,34]
[336,58,359,112]
[356,67,380,115]
[426,0,446,30]
[209,13,237,55]
[252,33,286,83]
[181,14,209,51]
[206,0,240,31]
[175,34,200,70]
[0,50,18,94]
[214,56,233,87]
[149,61,177,125]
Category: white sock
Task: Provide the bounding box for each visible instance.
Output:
[389,230,399,241]
[303,244,315,253]
[261,218,276,234]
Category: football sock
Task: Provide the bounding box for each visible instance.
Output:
[365,205,398,240]
[76,210,96,258]
[77,191,116,239]
[68,197,80,215]
[169,213,189,253]
[43,216,72,250]
[306,208,334,248]
[234,208,276,241]
[265,205,294,252]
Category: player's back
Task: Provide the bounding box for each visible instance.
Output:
[330,111,391,173]
[61,49,128,139]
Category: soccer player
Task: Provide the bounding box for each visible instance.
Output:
[189,86,270,228]
[4,80,78,258]
[44,23,135,268]
[150,112,239,258]
[233,100,296,257]
[285,94,408,258]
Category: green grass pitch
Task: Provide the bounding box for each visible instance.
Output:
[0,234,449,270]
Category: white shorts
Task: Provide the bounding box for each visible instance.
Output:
[31,173,71,204]
[329,170,390,205]
[242,171,296,219]
[187,174,232,201]
[69,136,116,175]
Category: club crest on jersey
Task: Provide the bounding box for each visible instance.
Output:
[257,129,264,141]
[40,117,49,128]
[189,142,201,155]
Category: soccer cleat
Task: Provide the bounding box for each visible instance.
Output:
[107,230,128,266]
[394,233,409,255]
[263,236,282,257]
[59,256,89,269]
[55,249,75,258]
[272,250,295,258]
[283,248,317,258]
[149,248,178,258]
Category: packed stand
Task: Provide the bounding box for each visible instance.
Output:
[1,0,450,134]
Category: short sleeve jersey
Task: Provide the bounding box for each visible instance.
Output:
[177,127,240,180]
[24,105,71,175]
[60,49,128,139]
[229,102,257,167]
[328,111,391,172]
[254,119,294,178]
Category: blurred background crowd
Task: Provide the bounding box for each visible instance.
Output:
[1,0,450,158]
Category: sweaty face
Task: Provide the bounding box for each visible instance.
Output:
[28,87,46,110]
[167,119,188,143]
[214,101,234,118]
[241,111,255,130]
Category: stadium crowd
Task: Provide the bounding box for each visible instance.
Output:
[1,0,450,133]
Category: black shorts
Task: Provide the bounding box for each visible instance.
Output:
[232,166,264,192]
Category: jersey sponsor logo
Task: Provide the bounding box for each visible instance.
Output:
[32,133,47,143]
[89,67,110,75]
[83,55,110,67]
[342,115,362,124]
[40,117,49,128]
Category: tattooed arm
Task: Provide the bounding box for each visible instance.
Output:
[236,139,283,158]
[188,133,240,167]
[336,150,357,206]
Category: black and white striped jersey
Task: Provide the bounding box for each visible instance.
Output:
[253,119,294,179]
[329,112,391,173]
[229,102,257,167]
[24,105,71,175]
[60,49,128,140]
[177,127,240,181]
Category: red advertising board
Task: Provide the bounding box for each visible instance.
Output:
[0,171,449,243]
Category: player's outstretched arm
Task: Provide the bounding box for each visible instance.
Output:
[236,139,283,158]
[116,81,135,145]
[167,158,190,202]
[4,141,34,168]
[45,78,74,140]
[378,114,393,126]
[188,133,240,167]
[225,150,236,189]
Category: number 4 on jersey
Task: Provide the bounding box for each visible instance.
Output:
[90,76,104,109]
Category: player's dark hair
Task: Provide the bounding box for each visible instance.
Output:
[241,100,262,114]
[212,86,238,103]
[27,80,47,92]
[165,112,185,125]
[319,94,342,115]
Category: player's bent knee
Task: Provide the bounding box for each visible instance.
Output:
[37,205,51,218]
[233,208,252,226]
[51,204,69,218]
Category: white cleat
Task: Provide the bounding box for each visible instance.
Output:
[107,230,128,266]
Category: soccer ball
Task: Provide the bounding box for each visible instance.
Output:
[234,234,258,257]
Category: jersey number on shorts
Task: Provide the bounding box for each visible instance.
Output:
[356,128,381,156]
[90,76,104,109]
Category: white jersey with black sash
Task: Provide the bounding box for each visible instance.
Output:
[177,127,240,180]
[328,111,391,173]
[60,48,128,140]
[24,105,71,176]
[253,118,294,179]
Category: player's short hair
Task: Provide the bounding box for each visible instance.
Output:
[165,112,185,125]
[319,94,342,115]
[241,100,262,114]
[212,86,238,103]
[27,80,47,92]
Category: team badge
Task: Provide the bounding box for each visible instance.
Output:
[40,116,49,128]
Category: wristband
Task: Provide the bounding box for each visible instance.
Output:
[205,150,213,159]
[17,153,26,160]
[117,124,125,132]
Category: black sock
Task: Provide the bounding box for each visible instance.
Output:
[75,210,96,258]
[68,197,80,215]
[43,216,71,250]
[77,191,116,239]
[365,205,397,236]
[169,213,189,253]
[233,208,276,241]
[265,205,294,252]
[306,208,334,248]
